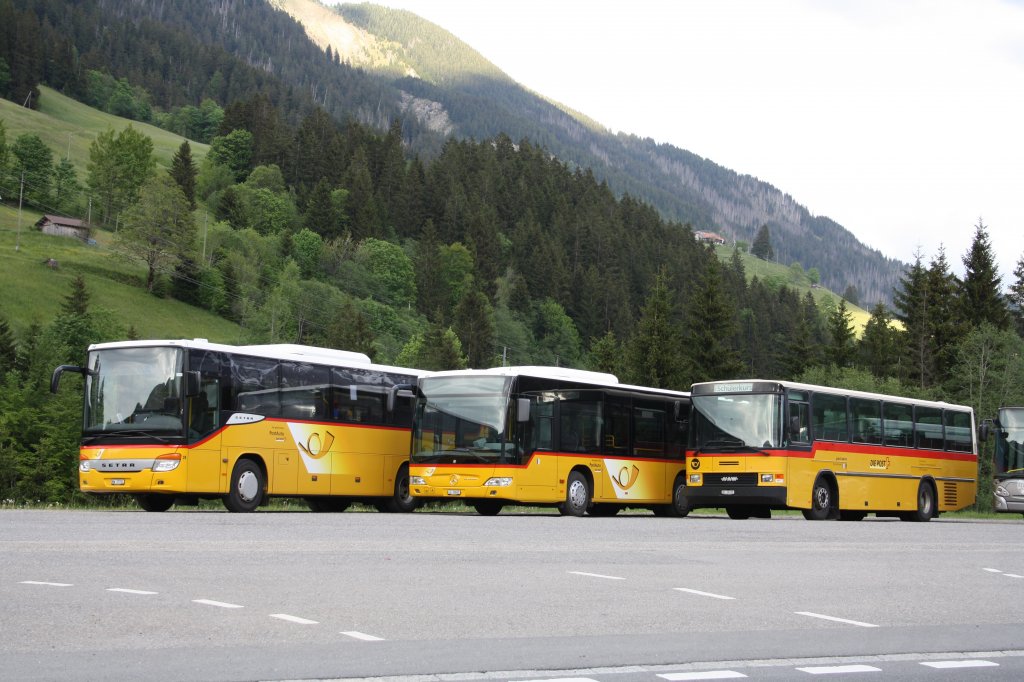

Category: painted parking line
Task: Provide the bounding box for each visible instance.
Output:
[920,660,999,669]
[983,567,1003,573]
[673,587,736,600]
[794,611,879,628]
[796,664,881,674]
[193,599,244,609]
[107,588,158,595]
[1005,573,1024,579]
[19,581,73,587]
[568,571,625,580]
[658,671,748,680]
[270,613,318,625]
[340,631,385,642]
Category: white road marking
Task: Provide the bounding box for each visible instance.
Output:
[794,611,879,628]
[519,678,600,682]
[192,599,244,609]
[340,631,385,641]
[659,671,748,680]
[1005,573,1024,578]
[673,587,736,600]
[568,571,625,580]
[270,613,318,625]
[107,588,158,595]
[796,664,881,674]
[983,567,1003,573]
[19,581,72,587]
[920,660,999,669]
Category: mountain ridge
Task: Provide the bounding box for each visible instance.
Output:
[278,0,904,305]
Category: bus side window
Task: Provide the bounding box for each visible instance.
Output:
[788,401,810,445]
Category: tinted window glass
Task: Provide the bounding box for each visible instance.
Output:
[812,393,848,442]
[330,367,385,424]
[944,410,973,453]
[559,395,601,453]
[633,400,666,457]
[603,395,631,456]
[279,362,329,421]
[882,402,914,446]
[231,355,280,416]
[850,398,882,444]
[915,406,944,449]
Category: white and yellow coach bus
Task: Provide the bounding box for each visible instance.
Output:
[52,339,423,512]
[685,380,978,521]
[408,366,691,516]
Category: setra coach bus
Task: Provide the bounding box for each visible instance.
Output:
[51,339,424,512]
[685,379,978,521]
[408,366,691,516]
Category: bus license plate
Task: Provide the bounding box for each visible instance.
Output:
[111,479,125,486]
[446,489,461,496]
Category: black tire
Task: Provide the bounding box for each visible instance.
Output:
[588,503,620,516]
[901,481,936,522]
[664,477,691,517]
[751,505,772,519]
[802,476,834,520]
[726,506,751,520]
[558,471,591,517]
[377,464,419,513]
[306,497,351,513]
[223,459,264,513]
[472,500,504,516]
[134,493,174,512]
[839,510,867,521]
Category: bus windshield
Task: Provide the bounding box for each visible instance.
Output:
[412,375,517,464]
[84,346,185,437]
[996,407,1024,475]
[692,392,782,450]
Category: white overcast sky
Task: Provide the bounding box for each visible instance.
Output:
[334,0,1024,283]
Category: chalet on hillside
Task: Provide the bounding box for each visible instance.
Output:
[35,215,90,241]
[694,231,726,245]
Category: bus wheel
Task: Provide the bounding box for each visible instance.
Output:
[588,503,620,516]
[901,481,936,522]
[134,494,174,512]
[306,497,350,513]
[472,500,504,516]
[726,506,751,520]
[802,477,834,521]
[377,464,419,513]
[664,477,691,517]
[839,510,867,521]
[559,471,590,517]
[224,459,264,513]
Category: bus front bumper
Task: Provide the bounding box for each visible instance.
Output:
[685,484,788,508]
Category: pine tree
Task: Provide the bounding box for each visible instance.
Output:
[683,260,743,385]
[960,218,1010,330]
[893,252,934,388]
[0,314,17,375]
[303,178,340,238]
[326,300,377,361]
[453,280,496,368]
[751,224,774,261]
[587,331,622,376]
[857,303,899,378]
[926,246,963,381]
[1009,254,1024,336]
[825,298,856,368]
[625,271,687,389]
[169,140,197,209]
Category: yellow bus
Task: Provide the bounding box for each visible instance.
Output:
[408,366,691,516]
[51,339,424,513]
[685,380,978,521]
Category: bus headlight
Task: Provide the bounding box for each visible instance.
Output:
[761,474,775,483]
[484,477,512,487]
[410,476,426,485]
[689,473,701,484]
[152,454,181,472]
[79,455,92,473]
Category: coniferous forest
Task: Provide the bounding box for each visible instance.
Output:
[1,0,1024,508]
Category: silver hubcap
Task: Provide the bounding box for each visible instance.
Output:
[237,470,259,502]
[814,485,829,510]
[568,479,588,510]
[920,489,932,515]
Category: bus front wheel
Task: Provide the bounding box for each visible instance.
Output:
[472,500,503,516]
[559,471,591,517]
[376,464,419,513]
[224,459,264,513]
[802,477,835,520]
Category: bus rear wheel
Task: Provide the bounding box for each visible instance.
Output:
[472,500,503,516]
[375,464,419,513]
[224,459,264,513]
[901,481,936,522]
[559,471,591,517]
[134,493,174,512]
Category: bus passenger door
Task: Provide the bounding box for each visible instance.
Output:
[186,373,225,495]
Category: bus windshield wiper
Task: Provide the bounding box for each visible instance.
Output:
[82,430,176,444]
[703,438,773,455]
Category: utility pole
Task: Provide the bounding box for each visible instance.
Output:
[15,171,24,252]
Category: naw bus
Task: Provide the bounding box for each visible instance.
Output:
[685,380,978,521]
[408,366,691,516]
[51,339,424,512]
[991,406,1024,516]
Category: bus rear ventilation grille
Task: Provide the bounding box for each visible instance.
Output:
[942,482,957,506]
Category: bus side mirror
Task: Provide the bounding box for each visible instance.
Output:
[184,371,202,398]
[517,398,531,423]
[979,419,992,442]
[50,365,86,394]
[674,400,688,422]
[388,384,417,412]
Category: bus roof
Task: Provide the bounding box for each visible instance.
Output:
[86,339,426,377]
[425,366,689,398]
[691,378,971,412]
